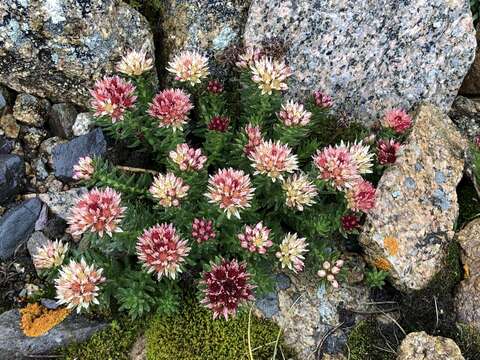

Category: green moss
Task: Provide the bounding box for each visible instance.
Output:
[346,321,396,360]
[453,324,480,359]
[145,300,295,360]
[457,177,480,229]
[61,317,146,360]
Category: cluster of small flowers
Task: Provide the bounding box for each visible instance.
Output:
[276,233,308,273]
[73,156,94,181]
[149,172,190,207]
[33,240,69,270]
[238,222,272,254]
[208,116,230,132]
[191,218,216,243]
[317,259,344,288]
[278,100,312,127]
[169,143,207,171]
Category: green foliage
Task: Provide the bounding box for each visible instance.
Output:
[454,324,480,359]
[365,268,389,289]
[346,321,396,360]
[145,299,296,360]
[471,0,480,25]
[61,317,146,360]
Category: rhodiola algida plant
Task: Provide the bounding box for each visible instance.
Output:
[39,46,413,320]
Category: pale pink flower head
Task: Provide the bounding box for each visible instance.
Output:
[349,141,374,175]
[116,48,153,76]
[313,91,334,109]
[236,46,264,69]
[244,123,263,156]
[278,100,312,127]
[136,223,190,280]
[249,140,299,182]
[200,258,255,320]
[346,180,376,213]
[238,222,273,254]
[205,168,255,219]
[317,259,344,289]
[192,218,216,243]
[55,258,105,313]
[73,156,95,181]
[276,233,308,273]
[377,139,402,165]
[383,109,412,133]
[67,187,126,238]
[167,50,209,86]
[148,89,193,131]
[149,172,189,207]
[90,75,137,122]
[250,57,292,95]
[313,143,361,190]
[169,143,207,171]
[281,173,318,211]
[32,240,69,270]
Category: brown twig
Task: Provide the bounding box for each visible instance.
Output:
[116,165,158,175]
[313,322,345,360]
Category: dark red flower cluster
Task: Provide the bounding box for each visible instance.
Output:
[200,259,255,320]
[377,139,401,165]
[312,91,333,109]
[191,218,216,243]
[341,214,360,232]
[207,80,224,94]
[208,116,230,132]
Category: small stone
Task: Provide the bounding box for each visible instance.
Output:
[0,198,43,260]
[0,309,106,360]
[360,104,467,291]
[0,114,20,139]
[0,154,25,205]
[72,113,94,137]
[396,331,464,360]
[20,127,47,150]
[32,157,48,181]
[0,137,14,154]
[49,103,78,139]
[38,188,87,221]
[0,91,6,110]
[52,129,106,182]
[43,215,67,240]
[13,94,50,127]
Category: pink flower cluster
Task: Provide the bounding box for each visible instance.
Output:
[317,259,344,288]
[73,156,95,181]
[313,91,334,109]
[136,223,190,280]
[90,76,137,122]
[345,180,376,213]
[249,140,298,182]
[208,116,230,132]
[278,101,312,127]
[67,187,126,238]
[148,89,193,131]
[192,218,216,243]
[169,143,207,171]
[149,172,190,207]
[244,124,262,156]
[238,222,272,254]
[382,109,412,133]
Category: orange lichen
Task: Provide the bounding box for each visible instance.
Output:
[383,236,399,256]
[20,303,70,337]
[374,258,392,271]
[464,263,470,279]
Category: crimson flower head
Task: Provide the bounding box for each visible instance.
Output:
[207,80,224,94]
[192,218,216,243]
[90,75,137,122]
[346,180,376,213]
[341,214,361,232]
[148,89,193,131]
[200,259,255,320]
[377,139,401,165]
[474,135,480,148]
[208,116,230,132]
[382,109,412,133]
[313,91,333,109]
[67,187,126,238]
[136,223,191,280]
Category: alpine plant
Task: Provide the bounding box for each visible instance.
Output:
[52,45,395,320]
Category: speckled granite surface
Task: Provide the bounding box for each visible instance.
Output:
[360,103,467,292]
[0,0,155,107]
[244,0,476,123]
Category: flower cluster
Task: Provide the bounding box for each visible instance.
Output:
[317,259,344,288]
[90,76,136,122]
[281,173,318,211]
[278,101,312,127]
[200,259,255,320]
[169,143,207,171]
[238,222,272,254]
[244,124,262,156]
[149,173,190,207]
[116,48,153,77]
[136,223,190,280]
[383,109,412,134]
[345,180,376,213]
[207,80,224,94]
[67,187,126,238]
[205,168,255,219]
[341,214,361,232]
[148,89,193,131]
[73,156,95,181]
[377,139,401,165]
[276,233,308,273]
[55,258,105,313]
[236,46,263,68]
[167,51,209,86]
[250,57,292,95]
[249,140,298,181]
[32,240,69,270]
[192,218,216,243]
[208,116,230,132]
[313,91,334,109]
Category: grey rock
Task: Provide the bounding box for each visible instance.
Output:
[20,126,47,150]
[52,129,106,182]
[38,187,88,221]
[0,198,43,260]
[72,112,94,136]
[0,91,6,110]
[33,157,49,181]
[244,0,476,123]
[0,0,155,107]
[449,96,480,141]
[0,309,106,360]
[0,137,14,154]
[0,154,25,205]
[27,231,50,260]
[12,94,50,127]
[396,331,464,360]
[0,114,20,139]
[49,103,78,139]
[360,104,467,291]
[43,215,67,240]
